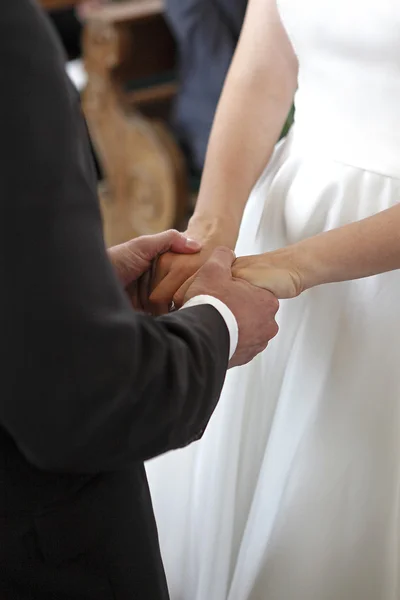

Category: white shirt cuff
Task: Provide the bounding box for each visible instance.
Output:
[181,295,238,360]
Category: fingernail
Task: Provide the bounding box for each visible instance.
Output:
[185,237,201,250]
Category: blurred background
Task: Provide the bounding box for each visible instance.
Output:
[41,0,292,246]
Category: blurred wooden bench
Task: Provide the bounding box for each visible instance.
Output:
[81,0,188,246]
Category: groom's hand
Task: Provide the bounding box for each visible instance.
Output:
[183,247,279,368]
[108,230,201,309]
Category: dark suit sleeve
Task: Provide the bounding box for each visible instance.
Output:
[0,0,230,473]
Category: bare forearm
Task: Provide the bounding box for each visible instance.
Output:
[188,77,293,246]
[187,0,298,247]
[294,203,400,290]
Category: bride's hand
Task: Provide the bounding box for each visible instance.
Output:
[148,232,234,315]
[232,250,304,299]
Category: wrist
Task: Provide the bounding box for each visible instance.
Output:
[186,214,239,250]
[254,246,307,297]
[284,242,321,292]
[181,295,238,360]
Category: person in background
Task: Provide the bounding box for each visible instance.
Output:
[165,0,248,175]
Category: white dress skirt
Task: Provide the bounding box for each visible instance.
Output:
[146,1,400,598]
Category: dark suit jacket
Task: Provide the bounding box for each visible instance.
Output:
[0,2,230,598]
[166,0,248,171]
[47,6,82,60]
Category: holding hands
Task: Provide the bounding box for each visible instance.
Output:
[146,234,304,310]
[108,226,321,367]
[108,230,201,310]
[108,230,281,368]
[148,229,230,315]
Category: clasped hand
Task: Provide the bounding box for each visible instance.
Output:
[109,230,303,314]
[147,244,304,313]
[108,230,201,310]
[108,230,284,368]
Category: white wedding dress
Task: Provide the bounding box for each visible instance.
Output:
[146,1,400,598]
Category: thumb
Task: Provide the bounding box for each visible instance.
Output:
[173,273,196,308]
[205,246,236,271]
[167,230,202,254]
[138,230,201,260]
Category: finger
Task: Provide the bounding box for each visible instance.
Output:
[152,301,170,317]
[150,271,183,306]
[270,296,280,316]
[138,230,201,263]
[166,231,202,254]
[149,253,166,292]
[126,282,143,311]
[138,270,152,313]
[229,334,274,369]
[148,229,201,255]
[228,342,261,369]
[270,319,279,339]
[149,273,178,316]
[173,273,196,308]
[257,289,280,317]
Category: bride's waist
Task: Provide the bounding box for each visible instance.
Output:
[288,120,400,180]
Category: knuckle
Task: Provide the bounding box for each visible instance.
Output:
[262,321,278,343]
[256,342,269,356]
[271,320,279,338]
[258,317,279,342]
[258,290,279,313]
[206,247,235,273]
[203,262,221,278]
[213,246,235,261]
[167,228,180,241]
[270,295,280,313]
[199,259,218,277]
